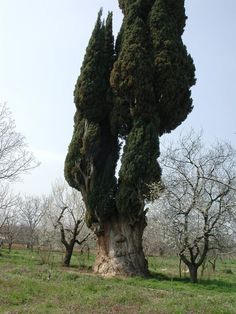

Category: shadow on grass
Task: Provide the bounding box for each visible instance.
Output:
[149,271,236,293]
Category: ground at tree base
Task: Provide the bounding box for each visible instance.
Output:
[0,249,236,313]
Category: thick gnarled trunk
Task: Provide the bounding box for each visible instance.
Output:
[94,218,148,277]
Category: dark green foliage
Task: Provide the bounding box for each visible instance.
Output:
[111,2,155,117]
[110,0,195,219]
[65,1,195,229]
[116,118,161,220]
[65,11,119,228]
[104,12,115,72]
[149,0,196,134]
[112,0,195,135]
[73,10,109,122]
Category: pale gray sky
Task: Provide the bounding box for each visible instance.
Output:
[0,1,235,195]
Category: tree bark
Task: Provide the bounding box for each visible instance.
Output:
[179,257,182,278]
[63,245,74,267]
[93,218,148,277]
[8,242,12,253]
[188,264,198,283]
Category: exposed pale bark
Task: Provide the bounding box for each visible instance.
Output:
[93,218,148,277]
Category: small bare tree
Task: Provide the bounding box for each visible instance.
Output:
[19,196,47,250]
[2,208,20,252]
[143,206,175,257]
[50,180,90,267]
[151,131,236,283]
[0,187,11,233]
[0,185,19,239]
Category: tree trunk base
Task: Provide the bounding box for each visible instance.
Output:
[94,219,148,277]
[188,265,198,283]
[63,246,74,267]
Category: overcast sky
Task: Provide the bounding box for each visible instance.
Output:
[0,0,235,196]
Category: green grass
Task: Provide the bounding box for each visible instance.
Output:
[0,249,236,313]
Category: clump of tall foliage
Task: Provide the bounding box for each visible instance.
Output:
[65,0,195,276]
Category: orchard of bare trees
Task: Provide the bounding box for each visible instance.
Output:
[0,102,38,252]
[0,103,91,260]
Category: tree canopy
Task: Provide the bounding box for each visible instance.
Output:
[65,2,195,227]
[65,1,195,276]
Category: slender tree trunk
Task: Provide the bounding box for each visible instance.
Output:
[94,218,148,277]
[188,264,198,283]
[179,257,182,278]
[200,259,207,278]
[209,257,217,272]
[63,245,74,267]
[8,242,12,253]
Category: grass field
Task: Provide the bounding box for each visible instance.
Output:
[0,249,235,314]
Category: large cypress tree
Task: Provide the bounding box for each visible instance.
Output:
[65,1,195,276]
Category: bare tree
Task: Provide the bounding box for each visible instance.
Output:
[143,206,175,257]
[36,214,59,251]
[0,103,38,182]
[0,185,19,237]
[50,180,90,267]
[0,191,9,234]
[2,207,20,252]
[19,196,48,250]
[0,102,38,251]
[150,131,236,283]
